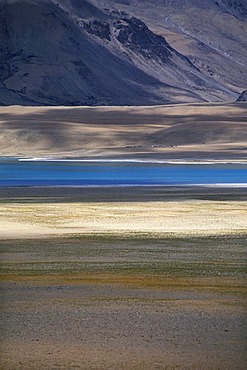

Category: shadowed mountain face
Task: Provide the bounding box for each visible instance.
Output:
[0,0,246,106]
[236,90,247,102]
[215,0,247,19]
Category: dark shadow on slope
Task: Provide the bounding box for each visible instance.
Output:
[0,103,246,150]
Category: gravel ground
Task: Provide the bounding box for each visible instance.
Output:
[1,282,246,370]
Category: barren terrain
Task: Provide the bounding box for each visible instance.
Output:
[0,102,247,161]
[0,187,246,369]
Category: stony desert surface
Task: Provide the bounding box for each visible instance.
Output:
[0,102,247,161]
[0,187,246,369]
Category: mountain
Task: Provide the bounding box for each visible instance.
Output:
[0,0,246,106]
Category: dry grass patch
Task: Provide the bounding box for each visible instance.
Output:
[1,199,247,238]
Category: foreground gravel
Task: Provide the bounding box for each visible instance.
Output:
[1,282,246,370]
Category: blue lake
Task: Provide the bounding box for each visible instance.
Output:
[0,159,247,187]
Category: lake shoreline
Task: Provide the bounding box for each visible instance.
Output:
[2,155,247,165]
[1,184,247,198]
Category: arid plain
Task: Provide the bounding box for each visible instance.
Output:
[0,102,247,160]
[0,103,247,369]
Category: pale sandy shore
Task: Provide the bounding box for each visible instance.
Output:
[0,186,247,369]
[0,186,247,239]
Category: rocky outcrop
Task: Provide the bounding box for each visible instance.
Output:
[116,17,172,63]
[236,90,247,102]
[82,20,111,41]
[214,0,247,20]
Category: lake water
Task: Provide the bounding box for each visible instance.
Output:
[0,158,247,187]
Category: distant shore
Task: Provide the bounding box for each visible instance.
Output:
[0,102,246,161]
[14,157,247,165]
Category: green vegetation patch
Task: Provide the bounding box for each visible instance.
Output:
[1,234,246,285]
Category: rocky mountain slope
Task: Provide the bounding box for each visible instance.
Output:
[0,0,246,106]
[236,90,247,102]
